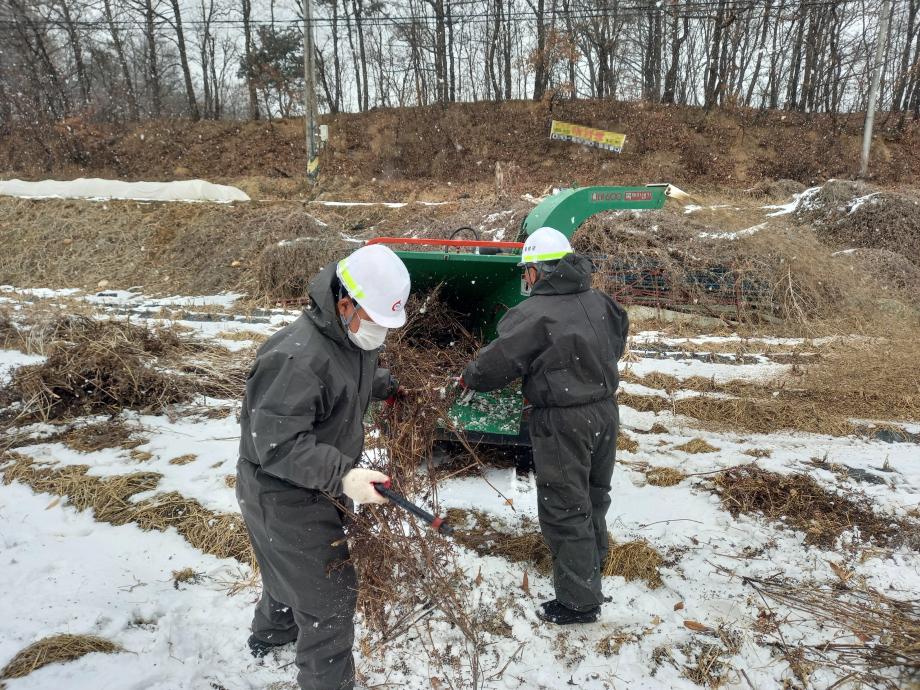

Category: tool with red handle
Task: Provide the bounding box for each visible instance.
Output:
[372,480,454,536]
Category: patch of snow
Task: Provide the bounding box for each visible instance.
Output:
[0,178,250,203]
[764,185,821,216]
[697,222,768,240]
[0,286,82,299]
[847,192,880,214]
[0,349,44,384]
[311,200,407,208]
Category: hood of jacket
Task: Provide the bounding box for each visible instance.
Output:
[305,262,349,345]
[530,253,594,296]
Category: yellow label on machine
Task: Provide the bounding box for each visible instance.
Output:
[550,120,626,153]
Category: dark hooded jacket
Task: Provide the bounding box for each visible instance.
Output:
[462,253,628,408]
[238,262,396,495]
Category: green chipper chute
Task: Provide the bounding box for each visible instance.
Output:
[367,184,686,449]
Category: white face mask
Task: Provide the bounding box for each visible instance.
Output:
[344,314,389,350]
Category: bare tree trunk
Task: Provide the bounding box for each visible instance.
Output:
[488,0,502,99]
[704,0,727,109]
[242,0,260,119]
[139,0,162,117]
[352,0,370,110]
[168,0,200,119]
[503,0,513,98]
[784,3,807,110]
[55,0,91,106]
[529,0,547,100]
[893,0,918,111]
[744,0,771,106]
[447,0,456,101]
[103,0,140,120]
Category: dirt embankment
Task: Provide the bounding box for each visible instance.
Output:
[1,101,918,188]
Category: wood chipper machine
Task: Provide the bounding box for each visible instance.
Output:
[367,184,687,451]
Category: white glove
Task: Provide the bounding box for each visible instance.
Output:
[342,468,390,506]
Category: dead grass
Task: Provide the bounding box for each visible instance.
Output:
[171,567,202,588]
[254,235,349,302]
[602,536,664,588]
[446,509,554,575]
[447,509,664,589]
[61,420,138,453]
[0,453,255,567]
[646,467,686,487]
[738,569,920,689]
[617,432,639,453]
[712,466,916,549]
[224,474,236,488]
[215,330,268,343]
[2,316,247,421]
[619,391,858,436]
[574,211,890,329]
[743,448,772,458]
[168,454,197,466]
[0,634,120,680]
[675,438,720,454]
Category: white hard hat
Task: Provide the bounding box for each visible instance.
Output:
[519,227,573,266]
[336,244,411,328]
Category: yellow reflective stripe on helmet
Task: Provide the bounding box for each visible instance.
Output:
[522,250,570,263]
[338,261,366,300]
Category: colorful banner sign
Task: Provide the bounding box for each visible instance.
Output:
[550,120,626,153]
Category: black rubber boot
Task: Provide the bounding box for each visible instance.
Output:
[248,634,292,658]
[537,599,600,625]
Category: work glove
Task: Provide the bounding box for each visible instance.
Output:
[384,386,409,407]
[342,468,390,506]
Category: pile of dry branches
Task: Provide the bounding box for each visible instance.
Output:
[3,316,246,421]
[737,569,919,689]
[343,288,493,687]
[712,466,915,550]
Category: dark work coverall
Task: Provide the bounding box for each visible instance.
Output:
[462,253,628,611]
[236,262,396,690]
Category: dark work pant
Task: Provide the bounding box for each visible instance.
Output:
[529,398,618,611]
[237,459,357,690]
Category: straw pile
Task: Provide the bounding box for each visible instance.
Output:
[645,467,685,487]
[3,317,246,421]
[0,634,120,680]
[712,466,915,549]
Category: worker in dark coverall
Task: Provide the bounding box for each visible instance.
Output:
[236,244,410,689]
[461,226,628,625]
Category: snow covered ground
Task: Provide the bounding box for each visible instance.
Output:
[1,290,917,689]
[0,178,250,203]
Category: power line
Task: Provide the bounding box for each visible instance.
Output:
[0,0,883,31]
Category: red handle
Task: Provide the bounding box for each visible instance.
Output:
[366,237,524,250]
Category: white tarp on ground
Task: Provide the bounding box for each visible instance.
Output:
[0,178,250,203]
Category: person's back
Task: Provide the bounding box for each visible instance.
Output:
[463,253,628,408]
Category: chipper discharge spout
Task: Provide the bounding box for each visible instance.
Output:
[368,184,680,449]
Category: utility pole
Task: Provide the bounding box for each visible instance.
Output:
[859,0,892,179]
[303,0,318,178]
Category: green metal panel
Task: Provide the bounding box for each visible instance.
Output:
[447,385,525,438]
[396,250,525,340]
[520,185,668,240]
